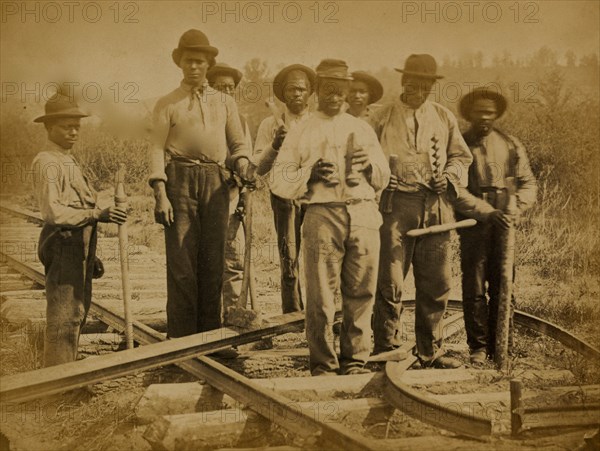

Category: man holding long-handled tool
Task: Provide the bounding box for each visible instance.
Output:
[458,87,537,367]
[32,92,127,366]
[253,64,316,314]
[369,54,472,368]
[148,30,254,357]
[206,62,255,315]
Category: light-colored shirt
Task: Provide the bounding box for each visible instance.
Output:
[465,129,537,212]
[270,111,390,205]
[369,99,472,193]
[252,108,311,180]
[32,142,98,227]
[148,80,250,184]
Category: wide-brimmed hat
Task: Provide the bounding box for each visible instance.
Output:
[207,63,243,87]
[315,59,353,81]
[459,87,508,119]
[33,93,89,123]
[273,64,316,102]
[351,71,384,104]
[395,54,443,80]
[172,29,219,66]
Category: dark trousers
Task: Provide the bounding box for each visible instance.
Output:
[270,193,304,313]
[374,191,451,362]
[460,222,516,356]
[38,224,97,367]
[165,161,229,337]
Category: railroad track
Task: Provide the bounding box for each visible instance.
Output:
[0,202,599,451]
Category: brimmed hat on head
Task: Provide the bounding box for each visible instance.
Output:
[34,93,88,123]
[395,54,443,80]
[172,29,219,66]
[207,63,243,87]
[459,87,507,119]
[273,64,316,102]
[351,71,383,104]
[316,59,353,80]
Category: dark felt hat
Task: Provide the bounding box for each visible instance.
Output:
[395,54,444,80]
[315,59,353,80]
[33,93,89,123]
[273,64,316,102]
[459,87,507,119]
[351,71,384,104]
[172,29,219,66]
[207,63,243,87]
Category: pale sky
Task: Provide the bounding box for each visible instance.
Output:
[1,0,599,101]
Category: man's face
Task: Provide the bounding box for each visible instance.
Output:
[282,73,310,115]
[469,98,498,136]
[212,75,236,96]
[402,75,435,109]
[180,50,210,86]
[47,118,81,150]
[348,80,370,114]
[317,78,349,117]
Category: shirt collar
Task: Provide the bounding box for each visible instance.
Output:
[44,140,72,155]
[179,79,209,93]
[284,106,310,122]
[397,97,429,114]
[315,110,345,120]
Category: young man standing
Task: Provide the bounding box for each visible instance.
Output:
[347,71,384,120]
[271,59,389,376]
[206,62,253,313]
[369,54,472,369]
[253,64,316,314]
[458,87,537,365]
[32,92,127,367]
[148,30,253,343]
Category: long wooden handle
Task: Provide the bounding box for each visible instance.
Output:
[265,100,285,128]
[114,164,134,349]
[406,219,477,237]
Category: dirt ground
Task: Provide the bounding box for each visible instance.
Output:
[1,191,599,451]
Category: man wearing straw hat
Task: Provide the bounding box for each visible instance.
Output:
[206,62,253,313]
[458,87,537,365]
[369,54,472,368]
[271,59,389,376]
[253,64,316,314]
[32,92,127,366]
[347,71,384,120]
[148,29,253,344]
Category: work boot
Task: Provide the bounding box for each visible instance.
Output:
[469,348,487,366]
[341,366,371,376]
[423,355,462,369]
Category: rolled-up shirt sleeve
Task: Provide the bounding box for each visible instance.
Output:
[512,136,537,212]
[32,154,97,227]
[148,99,171,186]
[359,122,390,193]
[252,117,279,176]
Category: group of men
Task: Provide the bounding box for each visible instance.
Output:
[33,29,536,374]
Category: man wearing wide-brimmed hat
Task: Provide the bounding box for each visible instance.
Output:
[348,71,384,120]
[206,62,253,316]
[253,63,316,314]
[148,29,253,344]
[458,87,537,365]
[369,54,473,369]
[32,92,127,366]
[271,59,390,376]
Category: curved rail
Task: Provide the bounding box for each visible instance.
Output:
[384,301,600,438]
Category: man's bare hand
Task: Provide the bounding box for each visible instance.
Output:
[154,193,174,226]
[351,147,371,172]
[430,176,448,194]
[272,125,287,151]
[488,210,511,229]
[98,206,127,225]
[310,159,339,186]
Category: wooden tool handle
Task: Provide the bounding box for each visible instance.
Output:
[382,156,399,214]
[406,219,477,237]
[265,100,285,128]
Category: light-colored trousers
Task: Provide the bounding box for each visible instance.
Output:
[302,203,380,375]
